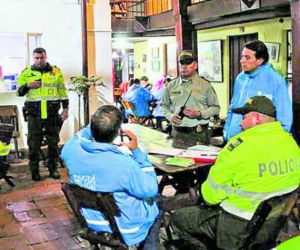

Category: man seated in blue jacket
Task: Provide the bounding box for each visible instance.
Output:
[61,105,160,248]
[124,78,155,119]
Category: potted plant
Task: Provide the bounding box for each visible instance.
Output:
[68,75,106,128]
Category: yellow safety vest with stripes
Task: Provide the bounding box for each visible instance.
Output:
[17,65,68,102]
[201,121,300,220]
[17,64,68,119]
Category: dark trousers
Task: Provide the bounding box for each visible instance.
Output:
[171,125,210,148]
[170,204,279,250]
[27,115,60,173]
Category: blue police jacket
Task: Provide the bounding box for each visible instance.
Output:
[61,127,159,247]
[123,84,155,117]
[224,63,292,141]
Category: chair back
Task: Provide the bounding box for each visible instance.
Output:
[241,187,300,250]
[122,99,136,116]
[61,182,127,249]
[121,99,154,127]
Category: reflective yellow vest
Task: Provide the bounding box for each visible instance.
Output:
[17,65,68,102]
[202,121,300,220]
[272,236,300,250]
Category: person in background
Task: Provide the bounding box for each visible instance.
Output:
[153,77,172,131]
[17,47,68,181]
[123,78,155,119]
[140,76,152,92]
[224,40,292,141]
[151,77,166,94]
[170,96,300,250]
[61,105,160,249]
[161,50,220,146]
[119,80,129,98]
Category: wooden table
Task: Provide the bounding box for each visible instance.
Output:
[121,123,213,195]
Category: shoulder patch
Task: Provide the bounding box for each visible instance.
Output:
[227,138,243,151]
[199,75,210,83]
[21,66,30,73]
[52,65,61,71]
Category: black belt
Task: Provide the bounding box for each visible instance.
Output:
[174,124,209,133]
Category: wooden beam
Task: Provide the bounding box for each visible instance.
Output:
[194,6,290,30]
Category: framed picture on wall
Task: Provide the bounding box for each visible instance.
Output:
[265,42,280,62]
[197,40,223,82]
[142,54,147,62]
[152,60,160,72]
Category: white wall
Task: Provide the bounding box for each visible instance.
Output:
[0,0,82,149]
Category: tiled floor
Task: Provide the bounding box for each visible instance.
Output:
[0,155,299,250]
[0,158,92,250]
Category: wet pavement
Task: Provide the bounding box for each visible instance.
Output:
[0,153,299,250]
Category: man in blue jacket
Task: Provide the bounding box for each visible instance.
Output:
[61,105,160,248]
[224,40,292,141]
[124,78,155,118]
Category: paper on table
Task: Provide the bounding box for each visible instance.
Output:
[187,145,222,152]
[148,148,185,156]
[177,150,217,163]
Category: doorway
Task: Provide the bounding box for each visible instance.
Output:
[229,33,258,99]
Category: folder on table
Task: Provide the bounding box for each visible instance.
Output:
[176,150,218,163]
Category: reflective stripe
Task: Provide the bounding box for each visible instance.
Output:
[119,226,140,234]
[235,186,297,200]
[207,176,297,200]
[42,83,65,88]
[87,219,140,234]
[41,100,47,119]
[221,186,298,220]
[221,202,254,220]
[26,96,68,101]
[141,167,155,172]
[86,219,110,226]
[207,175,234,195]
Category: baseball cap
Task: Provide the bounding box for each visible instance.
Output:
[178,50,197,64]
[232,96,276,117]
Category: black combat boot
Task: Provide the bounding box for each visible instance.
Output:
[31,170,41,181]
[49,168,61,179]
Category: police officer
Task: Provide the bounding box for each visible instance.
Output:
[170,96,300,249]
[17,47,69,181]
[161,50,220,146]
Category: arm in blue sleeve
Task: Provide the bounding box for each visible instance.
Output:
[273,78,293,132]
[124,152,159,199]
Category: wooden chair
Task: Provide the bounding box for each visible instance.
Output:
[61,182,128,250]
[0,105,20,160]
[121,99,154,128]
[62,182,166,250]
[242,187,300,250]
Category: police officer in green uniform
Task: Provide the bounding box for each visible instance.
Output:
[170,96,300,249]
[17,47,69,181]
[161,50,220,147]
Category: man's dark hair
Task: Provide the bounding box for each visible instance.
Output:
[33,47,47,55]
[140,76,148,81]
[91,105,123,143]
[244,40,269,64]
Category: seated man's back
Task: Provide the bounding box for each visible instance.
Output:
[124,82,155,117]
[61,105,159,248]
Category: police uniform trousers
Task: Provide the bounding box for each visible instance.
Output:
[170,204,280,250]
[170,125,210,194]
[27,115,60,174]
[171,124,210,148]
